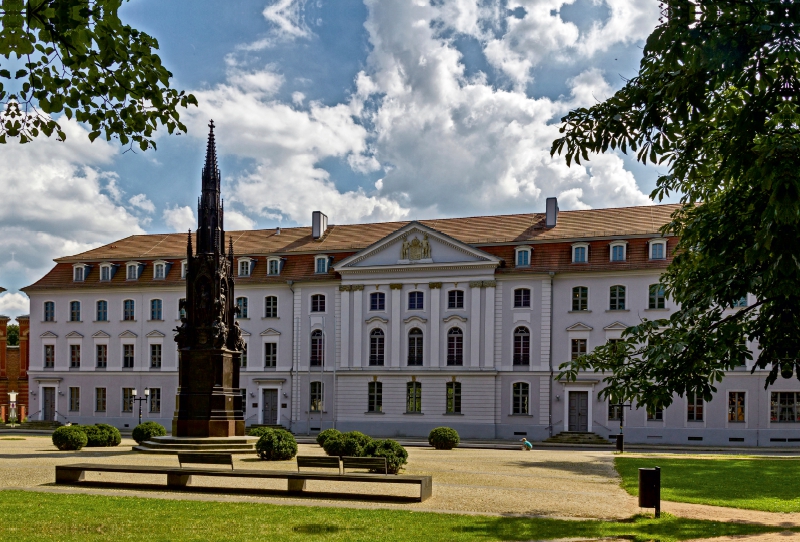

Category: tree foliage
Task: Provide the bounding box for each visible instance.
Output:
[0,0,196,149]
[6,323,18,346]
[552,0,800,410]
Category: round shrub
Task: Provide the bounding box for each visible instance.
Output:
[428,427,460,450]
[81,424,122,447]
[132,421,167,444]
[316,428,341,447]
[322,431,372,458]
[52,425,88,451]
[256,429,298,461]
[364,439,408,475]
[248,426,274,439]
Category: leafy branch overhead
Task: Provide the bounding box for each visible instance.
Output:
[0,0,196,149]
[552,0,800,410]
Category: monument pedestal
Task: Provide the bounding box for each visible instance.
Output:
[133,435,258,454]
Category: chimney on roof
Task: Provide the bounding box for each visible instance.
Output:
[312,211,328,240]
[276,227,280,236]
[545,197,558,228]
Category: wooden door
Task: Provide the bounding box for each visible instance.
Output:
[568,391,589,432]
[262,389,278,425]
[43,387,55,421]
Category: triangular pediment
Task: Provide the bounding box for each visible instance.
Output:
[260,328,280,336]
[566,322,593,332]
[603,321,629,331]
[40,331,58,339]
[65,331,84,338]
[240,328,251,337]
[92,330,110,339]
[146,330,166,338]
[334,222,501,271]
[118,330,138,338]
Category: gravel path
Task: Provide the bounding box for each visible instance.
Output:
[0,436,637,519]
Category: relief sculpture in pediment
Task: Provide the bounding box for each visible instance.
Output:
[401,233,432,262]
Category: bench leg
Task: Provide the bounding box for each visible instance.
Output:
[288,478,306,493]
[167,474,193,487]
[419,478,433,502]
[55,468,85,484]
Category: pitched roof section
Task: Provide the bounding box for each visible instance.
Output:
[56,204,681,262]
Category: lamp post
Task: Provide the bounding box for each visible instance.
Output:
[132,388,149,426]
[610,401,632,452]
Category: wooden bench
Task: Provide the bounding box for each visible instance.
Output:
[296,455,341,474]
[55,463,433,502]
[177,453,234,470]
[342,456,387,475]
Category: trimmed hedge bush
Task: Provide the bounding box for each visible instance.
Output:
[315,428,341,447]
[364,439,408,474]
[428,427,460,450]
[81,424,122,447]
[247,426,274,439]
[322,431,372,458]
[256,429,298,461]
[132,421,167,444]
[52,425,88,451]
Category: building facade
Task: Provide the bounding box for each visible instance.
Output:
[22,201,800,445]
[1,315,29,422]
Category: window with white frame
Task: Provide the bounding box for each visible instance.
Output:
[150,344,162,368]
[238,258,251,277]
[610,242,626,262]
[512,382,529,414]
[771,392,800,422]
[609,285,626,310]
[310,330,324,366]
[447,328,463,365]
[264,295,278,318]
[70,344,81,368]
[44,301,55,322]
[100,264,112,281]
[153,262,166,279]
[150,299,163,320]
[95,388,106,412]
[236,297,248,318]
[311,294,325,313]
[572,243,588,263]
[571,286,588,311]
[448,290,464,309]
[650,240,666,260]
[515,246,532,267]
[122,388,134,412]
[123,299,135,321]
[315,256,329,274]
[407,328,423,366]
[571,338,587,360]
[370,292,385,311]
[368,381,382,412]
[44,345,55,368]
[728,392,745,422]
[310,382,323,412]
[96,344,107,368]
[408,291,424,310]
[513,326,530,365]
[69,301,81,322]
[369,329,385,366]
[69,387,80,411]
[73,265,85,282]
[647,406,663,421]
[267,258,281,276]
[126,263,140,280]
[514,288,530,308]
[240,343,248,368]
[180,260,187,279]
[687,392,704,421]
[608,401,623,421]
[264,342,277,368]
[123,344,135,368]
[149,388,161,413]
[96,300,108,322]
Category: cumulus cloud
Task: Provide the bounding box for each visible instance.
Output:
[129,193,155,213]
[263,0,311,40]
[0,292,29,320]
[163,206,196,233]
[224,210,257,231]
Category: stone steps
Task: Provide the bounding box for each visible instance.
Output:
[544,432,614,445]
[133,435,259,455]
[12,421,62,430]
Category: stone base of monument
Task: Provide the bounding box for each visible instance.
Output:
[133,435,258,454]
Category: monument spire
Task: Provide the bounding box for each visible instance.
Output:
[198,120,222,254]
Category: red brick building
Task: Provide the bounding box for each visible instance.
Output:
[1,316,29,422]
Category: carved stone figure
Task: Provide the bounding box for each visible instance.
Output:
[422,233,431,259]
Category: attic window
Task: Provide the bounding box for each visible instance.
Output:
[238,258,252,277]
[99,264,112,281]
[153,261,167,280]
[126,263,140,280]
[181,260,187,279]
[267,258,281,276]
[649,239,667,260]
[515,246,532,267]
[572,243,589,264]
[315,256,329,274]
[73,265,85,282]
[609,241,627,262]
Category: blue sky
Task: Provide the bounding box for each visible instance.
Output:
[0,0,666,318]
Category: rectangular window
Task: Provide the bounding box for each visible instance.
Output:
[608,402,622,421]
[315,258,328,274]
[408,291,424,310]
[96,300,108,321]
[154,263,165,279]
[264,343,277,368]
[264,296,278,318]
[516,249,530,266]
[241,344,248,368]
[406,381,421,413]
[74,266,84,281]
[728,392,745,423]
[181,261,187,279]
[150,344,162,368]
[69,301,81,322]
[311,294,325,313]
[239,260,250,277]
[771,392,800,422]
[687,392,704,421]
[571,287,588,311]
[69,387,80,411]
[70,344,81,368]
[179,298,187,320]
[446,381,461,414]
[127,264,138,280]
[268,259,280,275]
[611,245,625,261]
[514,288,531,308]
[512,382,529,415]
[370,292,385,311]
[44,301,55,322]
[123,344,135,368]
[149,388,161,413]
[649,284,666,309]
[44,345,55,368]
[122,388,134,412]
[573,246,587,263]
[96,344,107,368]
[570,339,587,360]
[236,297,248,318]
[651,242,665,260]
[609,286,626,310]
[310,382,323,412]
[123,299,135,321]
[448,290,464,309]
[368,381,382,413]
[647,407,663,421]
[95,388,106,412]
[150,299,163,320]
[100,266,111,281]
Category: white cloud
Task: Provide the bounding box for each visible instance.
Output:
[263,0,311,40]
[163,206,196,233]
[0,292,29,320]
[224,210,257,231]
[129,193,155,213]
[292,91,305,105]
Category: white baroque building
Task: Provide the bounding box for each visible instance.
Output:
[23,201,800,446]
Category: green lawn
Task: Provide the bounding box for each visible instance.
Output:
[0,490,780,542]
[616,456,800,513]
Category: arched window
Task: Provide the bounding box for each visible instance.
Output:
[150,299,163,320]
[609,285,626,310]
[513,326,530,365]
[69,301,81,322]
[264,295,278,318]
[369,329,385,366]
[514,288,530,308]
[311,294,326,313]
[571,286,588,311]
[310,329,324,366]
[447,328,463,366]
[123,299,135,321]
[236,297,248,318]
[408,328,423,366]
[96,300,108,322]
[512,382,529,414]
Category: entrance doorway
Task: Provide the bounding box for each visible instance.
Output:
[43,387,56,421]
[262,389,278,425]
[568,391,589,432]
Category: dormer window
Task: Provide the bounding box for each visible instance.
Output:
[73,264,86,282]
[609,242,627,262]
[180,260,187,279]
[153,260,168,280]
[267,258,281,276]
[515,246,532,267]
[238,258,252,277]
[572,243,589,263]
[649,239,667,260]
[126,262,141,280]
[315,255,329,274]
[99,263,114,281]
